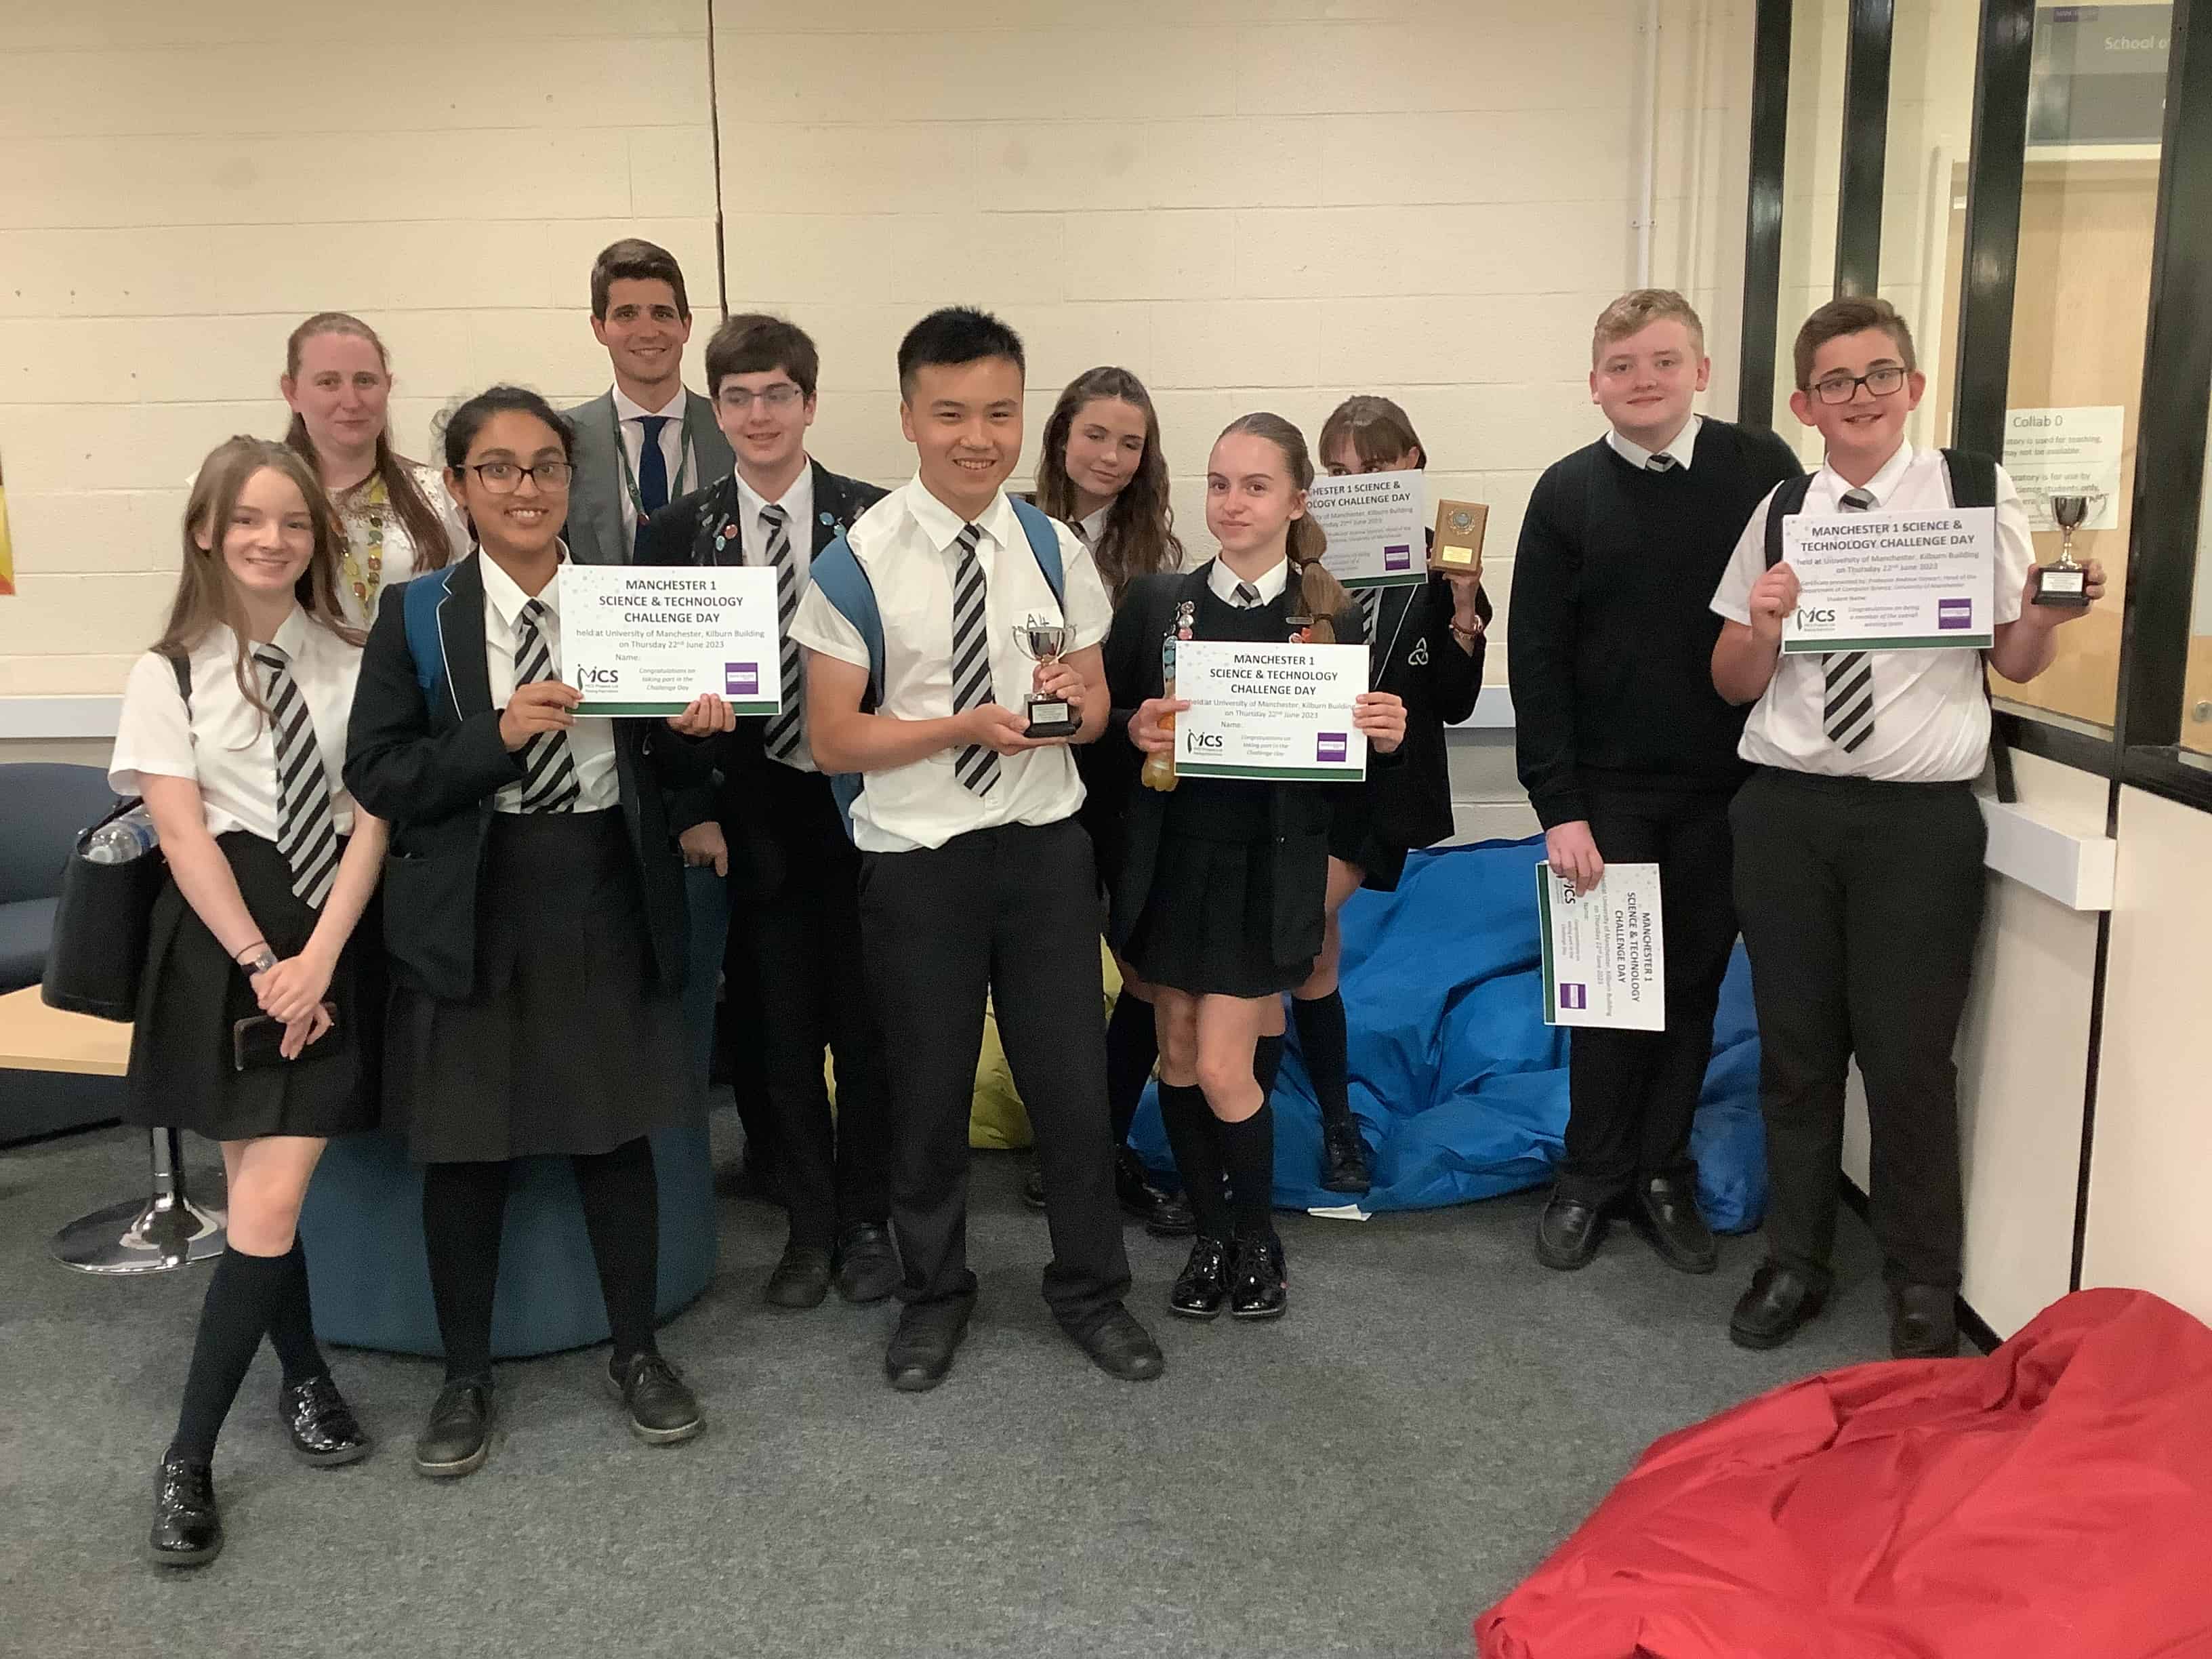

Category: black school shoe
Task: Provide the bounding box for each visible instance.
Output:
[1229,1233,1288,1319]
[884,1298,973,1393]
[1318,1118,1373,1195]
[414,1376,493,1479]
[834,1223,902,1305]
[1118,1147,1197,1237]
[764,1242,834,1309]
[1728,1261,1830,1350]
[1168,1235,1233,1320]
[1633,1176,1719,1275]
[279,1373,372,1467]
[1535,1189,1605,1271]
[607,1352,704,1445]
[1889,1284,1961,1359]
[146,1457,221,1567]
[1067,1304,1166,1381]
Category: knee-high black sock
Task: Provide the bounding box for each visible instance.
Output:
[169,1247,291,1463]
[261,1238,328,1386]
[1217,1103,1278,1242]
[1104,991,1160,1147]
[1157,1082,1229,1240]
[1292,991,1352,1129]
[1254,1033,1286,1104]
[573,1136,660,1364]
[423,1161,512,1384]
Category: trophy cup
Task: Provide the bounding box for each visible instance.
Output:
[2034,492,2100,609]
[1011,621,1080,737]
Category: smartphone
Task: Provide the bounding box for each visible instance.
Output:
[232,1004,342,1071]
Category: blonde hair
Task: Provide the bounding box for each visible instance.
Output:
[1592,289,1706,365]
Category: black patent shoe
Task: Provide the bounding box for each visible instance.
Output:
[764,1242,834,1309]
[1317,1118,1373,1195]
[1229,1233,1288,1320]
[607,1351,704,1444]
[1889,1283,1961,1359]
[413,1376,493,1479]
[1068,1304,1166,1381]
[1635,1175,1719,1275]
[834,1223,902,1305]
[1117,1147,1197,1237]
[279,1372,371,1468]
[147,1458,221,1567]
[1535,1190,1605,1270]
[1168,1235,1232,1321]
[1729,1261,1830,1350]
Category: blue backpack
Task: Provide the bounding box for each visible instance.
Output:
[808,497,1067,836]
[401,565,458,708]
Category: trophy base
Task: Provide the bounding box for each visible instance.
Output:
[2034,567,2089,608]
[1024,698,1079,739]
[1431,546,1479,571]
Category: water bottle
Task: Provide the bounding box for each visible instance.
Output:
[85,805,159,864]
[1141,637,1179,794]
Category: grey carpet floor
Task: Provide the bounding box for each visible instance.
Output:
[1,1115,1897,1659]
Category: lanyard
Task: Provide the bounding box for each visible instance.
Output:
[611,403,695,520]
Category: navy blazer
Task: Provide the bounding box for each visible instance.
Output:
[342,553,707,1000]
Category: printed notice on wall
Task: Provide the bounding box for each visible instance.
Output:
[2003,406,2124,531]
[1536,861,1665,1031]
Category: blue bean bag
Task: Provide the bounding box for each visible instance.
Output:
[1130,837,1767,1229]
[298,1118,718,1359]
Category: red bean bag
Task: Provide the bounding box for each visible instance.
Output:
[1476,1288,2212,1658]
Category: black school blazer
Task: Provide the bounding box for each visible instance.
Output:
[342,552,705,1000]
[1102,565,1359,971]
[1361,554,1492,855]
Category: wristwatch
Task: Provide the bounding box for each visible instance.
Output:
[239,948,279,978]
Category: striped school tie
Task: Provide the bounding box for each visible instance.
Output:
[514,598,581,813]
[949,524,999,796]
[1359,588,1381,637]
[253,644,341,907]
[1646,453,1679,473]
[758,504,805,763]
[1824,487,1879,754]
[1232,580,1261,608]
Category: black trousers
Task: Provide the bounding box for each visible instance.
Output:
[731,766,892,1249]
[860,817,1130,1330]
[1731,767,1987,1290]
[1557,791,1740,1205]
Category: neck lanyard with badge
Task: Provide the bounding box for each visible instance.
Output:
[611,403,695,519]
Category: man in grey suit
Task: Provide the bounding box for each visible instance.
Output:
[563,238,735,567]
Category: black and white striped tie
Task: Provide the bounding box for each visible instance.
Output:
[758,504,805,763]
[949,524,998,796]
[514,598,581,813]
[1824,487,1879,754]
[253,644,340,908]
[1359,588,1381,636]
[1646,453,1678,474]
[1232,580,1261,609]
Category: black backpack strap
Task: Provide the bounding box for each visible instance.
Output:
[1940,447,1999,510]
[168,651,192,714]
[1763,472,1818,568]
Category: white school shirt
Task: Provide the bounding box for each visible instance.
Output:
[1207,554,1288,607]
[788,476,1112,854]
[332,460,470,630]
[735,464,819,773]
[1605,413,1703,472]
[110,609,361,840]
[1075,504,1111,546]
[1709,441,2035,783]
[611,384,697,550]
[476,548,621,814]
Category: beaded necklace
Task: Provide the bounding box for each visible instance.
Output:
[336,472,389,616]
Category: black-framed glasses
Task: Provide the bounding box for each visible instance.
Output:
[715,385,804,411]
[468,460,574,493]
[1810,366,1908,405]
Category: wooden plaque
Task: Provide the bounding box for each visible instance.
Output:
[1431,499,1488,574]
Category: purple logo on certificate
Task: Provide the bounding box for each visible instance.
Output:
[1937,599,1973,630]
[1559,984,1588,1010]
[724,662,760,697]
[1317,732,1348,763]
[1384,544,1412,571]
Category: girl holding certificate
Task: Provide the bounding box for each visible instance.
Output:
[1109,413,1406,1320]
[1027,367,1191,1236]
[345,387,731,1479]
[1298,396,1492,1195]
[279,312,466,628]
[119,438,385,1566]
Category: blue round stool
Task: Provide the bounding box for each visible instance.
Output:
[298,1118,718,1359]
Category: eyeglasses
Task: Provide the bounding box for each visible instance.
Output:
[716,385,804,412]
[1810,366,1907,405]
[467,460,573,493]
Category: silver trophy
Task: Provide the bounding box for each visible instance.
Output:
[2035,492,2101,608]
[1010,621,1079,737]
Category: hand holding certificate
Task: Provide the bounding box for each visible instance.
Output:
[1536,861,1665,1031]
[1174,640,1369,781]
[1780,506,1996,654]
[560,565,783,716]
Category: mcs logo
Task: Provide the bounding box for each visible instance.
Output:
[1795,606,1837,628]
[1185,731,1225,752]
[577,665,620,687]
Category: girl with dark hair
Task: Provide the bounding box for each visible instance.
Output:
[116,436,386,1566]
[1297,394,1492,1195]
[344,386,733,1477]
[1107,413,1406,1321]
[280,312,466,626]
[1023,368,1191,1234]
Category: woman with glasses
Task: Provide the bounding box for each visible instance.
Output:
[345,386,734,1479]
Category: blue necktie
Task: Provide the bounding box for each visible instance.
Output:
[634,414,671,551]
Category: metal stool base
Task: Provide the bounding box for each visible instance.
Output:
[49,1127,229,1275]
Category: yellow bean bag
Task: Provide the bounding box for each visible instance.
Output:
[967,941,1123,1150]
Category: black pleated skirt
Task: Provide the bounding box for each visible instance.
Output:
[125,831,379,1141]
[383,808,693,1164]
[1124,830,1309,1000]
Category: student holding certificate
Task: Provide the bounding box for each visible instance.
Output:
[1110,414,1406,1322]
[1711,297,2103,1358]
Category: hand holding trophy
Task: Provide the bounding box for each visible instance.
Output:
[2034,491,2101,609]
[1010,620,1080,738]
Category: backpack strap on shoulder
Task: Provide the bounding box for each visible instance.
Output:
[802,533,884,838]
[1008,496,1067,609]
[401,568,451,699]
[1940,447,1999,510]
[168,652,192,712]
[1763,472,1818,569]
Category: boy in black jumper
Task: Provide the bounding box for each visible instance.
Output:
[1511,290,1802,1276]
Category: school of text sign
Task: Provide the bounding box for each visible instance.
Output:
[1780,506,1996,654]
[559,564,782,716]
[1175,640,1368,782]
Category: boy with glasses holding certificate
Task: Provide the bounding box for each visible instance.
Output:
[1711,296,2104,1358]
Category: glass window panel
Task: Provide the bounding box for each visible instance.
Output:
[1773,0,1850,464]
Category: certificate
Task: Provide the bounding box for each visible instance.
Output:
[1780,506,1996,655]
[559,564,781,716]
[1174,639,1368,781]
[1536,861,1664,1031]
[1304,471,1427,590]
